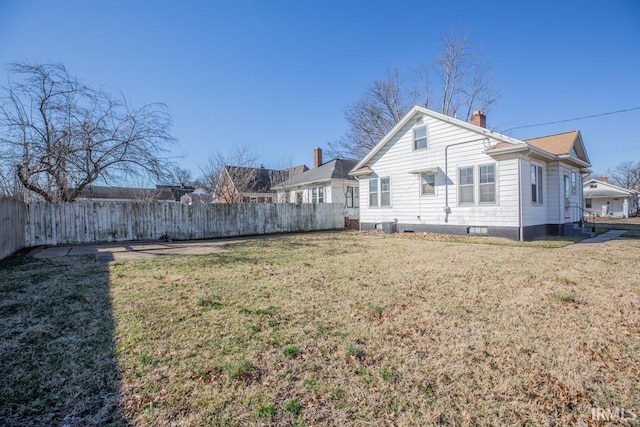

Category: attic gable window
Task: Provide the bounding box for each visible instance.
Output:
[413,125,428,150]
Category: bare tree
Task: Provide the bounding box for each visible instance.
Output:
[267,156,304,203]
[198,145,260,203]
[160,166,193,187]
[609,161,640,189]
[330,68,409,159]
[0,63,175,202]
[330,27,499,159]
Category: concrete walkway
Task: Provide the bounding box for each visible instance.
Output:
[28,237,252,262]
[572,229,627,245]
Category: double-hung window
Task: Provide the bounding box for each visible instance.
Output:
[479,164,496,203]
[531,164,543,204]
[458,164,496,205]
[459,167,475,204]
[421,172,436,196]
[571,171,577,195]
[346,186,359,208]
[369,177,391,207]
[369,179,378,207]
[414,125,428,150]
[380,177,391,206]
[312,186,324,203]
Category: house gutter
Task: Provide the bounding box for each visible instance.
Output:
[444,137,490,222]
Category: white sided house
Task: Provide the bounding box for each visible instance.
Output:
[273,148,360,220]
[583,178,639,217]
[350,106,592,240]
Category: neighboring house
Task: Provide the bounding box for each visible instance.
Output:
[216,165,308,203]
[350,106,592,240]
[583,178,639,217]
[180,188,214,205]
[77,185,193,202]
[273,148,360,219]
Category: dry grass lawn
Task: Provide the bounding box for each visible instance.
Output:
[1,231,639,426]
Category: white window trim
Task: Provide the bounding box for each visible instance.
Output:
[369,176,391,208]
[312,186,324,203]
[380,176,391,207]
[413,124,428,150]
[346,186,359,208]
[420,171,437,196]
[458,166,475,205]
[369,178,378,207]
[457,164,498,206]
[531,163,544,205]
[478,163,496,204]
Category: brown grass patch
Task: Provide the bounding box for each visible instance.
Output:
[1,232,639,425]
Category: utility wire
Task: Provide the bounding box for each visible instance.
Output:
[504,106,640,132]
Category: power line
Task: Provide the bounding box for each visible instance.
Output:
[504,106,640,132]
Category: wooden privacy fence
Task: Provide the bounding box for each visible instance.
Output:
[23,201,345,247]
[1,198,27,260]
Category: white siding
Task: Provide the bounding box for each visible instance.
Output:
[359,115,520,228]
[520,160,583,226]
[278,180,359,219]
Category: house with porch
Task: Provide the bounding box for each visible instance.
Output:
[350,106,592,240]
[583,178,638,217]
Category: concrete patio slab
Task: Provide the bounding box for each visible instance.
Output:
[28,238,251,262]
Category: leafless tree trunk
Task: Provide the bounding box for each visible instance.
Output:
[331,27,499,159]
[0,63,175,202]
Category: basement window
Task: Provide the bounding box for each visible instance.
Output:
[467,226,488,235]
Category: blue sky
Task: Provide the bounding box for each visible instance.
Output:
[1,0,639,180]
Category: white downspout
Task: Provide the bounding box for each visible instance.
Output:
[518,155,524,241]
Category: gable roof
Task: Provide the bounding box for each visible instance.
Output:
[350,105,523,174]
[273,158,358,189]
[583,179,639,198]
[350,105,591,174]
[524,130,590,164]
[223,165,308,193]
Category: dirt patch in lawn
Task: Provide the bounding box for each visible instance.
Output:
[2,232,639,426]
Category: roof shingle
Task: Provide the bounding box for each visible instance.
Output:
[524,130,580,155]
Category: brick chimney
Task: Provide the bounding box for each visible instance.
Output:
[601,175,608,183]
[471,110,486,128]
[314,147,323,167]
